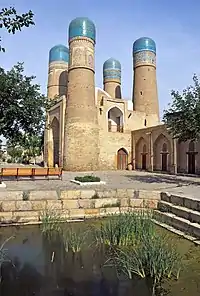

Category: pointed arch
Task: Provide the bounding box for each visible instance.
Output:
[135,137,148,170]
[117,148,128,170]
[153,133,171,172]
[51,117,60,166]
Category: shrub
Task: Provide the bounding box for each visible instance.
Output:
[75,175,100,182]
[7,158,12,163]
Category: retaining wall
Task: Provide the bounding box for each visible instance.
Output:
[0,189,160,225]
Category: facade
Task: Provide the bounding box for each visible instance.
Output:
[44,17,200,174]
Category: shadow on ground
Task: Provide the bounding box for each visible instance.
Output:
[125,173,200,186]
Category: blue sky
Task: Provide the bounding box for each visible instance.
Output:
[1,0,200,118]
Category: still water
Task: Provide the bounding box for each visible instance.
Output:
[0,221,200,296]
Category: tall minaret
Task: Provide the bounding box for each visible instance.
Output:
[47,44,69,99]
[63,17,99,171]
[132,37,159,121]
[103,58,122,98]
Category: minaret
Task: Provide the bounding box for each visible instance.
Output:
[63,17,99,171]
[103,58,122,98]
[132,37,159,120]
[47,44,69,99]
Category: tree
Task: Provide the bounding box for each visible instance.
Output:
[0,7,34,52]
[163,74,200,142]
[0,62,49,145]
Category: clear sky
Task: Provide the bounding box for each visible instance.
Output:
[1,0,200,118]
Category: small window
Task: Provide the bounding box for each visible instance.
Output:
[140,91,143,95]
[144,119,147,126]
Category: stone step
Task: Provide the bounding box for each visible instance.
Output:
[154,210,200,239]
[158,200,200,224]
[161,192,200,212]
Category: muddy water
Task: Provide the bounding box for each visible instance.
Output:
[0,221,200,296]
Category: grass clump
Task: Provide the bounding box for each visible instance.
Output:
[107,233,182,295]
[75,175,100,183]
[94,211,155,247]
[40,209,64,238]
[63,227,88,253]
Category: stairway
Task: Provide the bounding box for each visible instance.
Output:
[154,192,200,242]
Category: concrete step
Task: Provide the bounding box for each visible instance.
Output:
[161,192,200,212]
[154,210,200,239]
[158,200,200,224]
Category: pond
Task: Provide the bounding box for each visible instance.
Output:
[0,214,200,296]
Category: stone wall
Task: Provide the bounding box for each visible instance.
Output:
[0,189,160,226]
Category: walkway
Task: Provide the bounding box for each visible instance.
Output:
[1,168,200,199]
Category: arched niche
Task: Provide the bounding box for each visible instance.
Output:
[51,117,60,166]
[135,137,148,170]
[107,106,124,133]
[153,133,171,172]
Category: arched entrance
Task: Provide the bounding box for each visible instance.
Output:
[142,144,147,170]
[135,137,148,170]
[51,117,60,166]
[117,148,128,170]
[187,141,196,174]
[153,134,171,172]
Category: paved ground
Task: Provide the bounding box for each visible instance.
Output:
[1,165,200,199]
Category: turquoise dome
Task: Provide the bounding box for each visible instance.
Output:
[69,17,96,42]
[49,45,69,63]
[103,58,121,71]
[133,37,156,54]
[103,58,121,81]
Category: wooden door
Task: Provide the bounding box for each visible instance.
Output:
[188,153,195,174]
[117,149,128,170]
[142,154,146,170]
[162,153,167,171]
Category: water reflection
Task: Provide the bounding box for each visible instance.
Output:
[0,225,156,296]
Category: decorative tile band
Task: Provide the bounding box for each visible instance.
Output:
[103,69,121,81]
[133,51,156,68]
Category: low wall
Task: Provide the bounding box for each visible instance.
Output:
[0,189,160,225]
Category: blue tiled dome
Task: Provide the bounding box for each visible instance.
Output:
[103,58,121,71]
[49,45,69,63]
[69,17,96,42]
[103,58,121,81]
[133,37,156,54]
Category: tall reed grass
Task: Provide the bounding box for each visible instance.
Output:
[40,209,64,238]
[62,227,88,253]
[93,210,155,247]
[103,211,182,296]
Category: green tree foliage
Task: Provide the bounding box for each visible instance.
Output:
[0,62,49,145]
[0,7,34,52]
[163,74,200,141]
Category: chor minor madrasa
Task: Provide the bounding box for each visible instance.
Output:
[44,17,200,175]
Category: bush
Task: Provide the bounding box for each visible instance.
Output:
[75,175,101,182]
[7,159,12,163]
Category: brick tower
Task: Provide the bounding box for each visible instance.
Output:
[103,58,122,98]
[47,44,69,99]
[63,17,99,171]
[132,37,159,122]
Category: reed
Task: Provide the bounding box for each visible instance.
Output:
[107,232,182,295]
[94,210,155,248]
[62,227,88,253]
[40,209,64,238]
